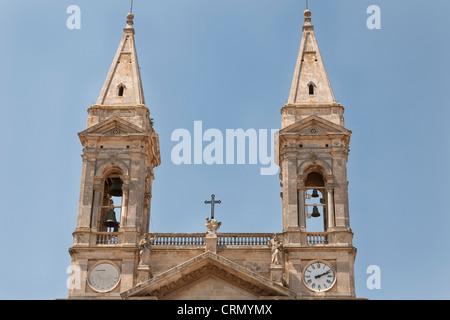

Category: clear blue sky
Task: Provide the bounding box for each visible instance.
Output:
[0,0,449,300]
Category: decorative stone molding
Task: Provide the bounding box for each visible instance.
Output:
[146,263,274,299]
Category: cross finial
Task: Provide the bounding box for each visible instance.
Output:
[204,194,221,220]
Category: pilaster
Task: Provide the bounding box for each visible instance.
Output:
[281,153,300,232]
[75,155,97,231]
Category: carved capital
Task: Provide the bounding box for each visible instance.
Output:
[122,183,130,192]
[93,184,103,192]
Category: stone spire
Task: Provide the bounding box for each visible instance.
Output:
[287,9,336,104]
[96,12,145,106]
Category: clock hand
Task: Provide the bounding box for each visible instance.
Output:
[315,270,331,279]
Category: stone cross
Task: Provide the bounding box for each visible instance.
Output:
[204,194,221,219]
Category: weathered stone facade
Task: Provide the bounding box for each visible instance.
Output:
[67,10,358,300]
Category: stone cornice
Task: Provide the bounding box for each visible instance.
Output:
[121,252,296,299]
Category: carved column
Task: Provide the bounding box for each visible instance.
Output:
[75,155,97,231]
[297,179,306,231]
[91,180,104,231]
[281,153,299,232]
[120,181,130,228]
[142,192,152,233]
[325,182,335,230]
[332,157,350,230]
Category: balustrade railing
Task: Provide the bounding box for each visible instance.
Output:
[91,232,330,246]
[306,232,328,245]
[217,233,272,246]
[95,232,119,245]
[145,233,272,247]
[150,233,205,246]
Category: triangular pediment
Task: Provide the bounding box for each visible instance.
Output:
[121,252,296,300]
[280,115,351,137]
[168,275,259,300]
[78,116,145,137]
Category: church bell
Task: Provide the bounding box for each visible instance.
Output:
[104,208,119,231]
[311,206,320,218]
[311,189,319,198]
[108,178,123,197]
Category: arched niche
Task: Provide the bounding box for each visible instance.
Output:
[95,163,128,232]
[299,164,332,233]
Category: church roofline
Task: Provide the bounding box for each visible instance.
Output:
[121,251,297,299]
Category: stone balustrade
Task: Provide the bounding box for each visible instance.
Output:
[90,231,335,247]
[151,233,205,246]
[95,232,120,245]
[217,233,272,246]
[147,233,272,247]
[306,232,329,245]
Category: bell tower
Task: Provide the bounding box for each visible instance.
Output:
[68,12,160,298]
[278,9,357,298]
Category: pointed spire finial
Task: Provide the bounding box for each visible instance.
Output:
[126,0,135,30]
[125,11,135,32]
[304,8,312,24]
[127,12,134,25]
[95,8,144,106]
[303,5,313,31]
[286,3,336,106]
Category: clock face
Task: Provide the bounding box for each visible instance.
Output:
[88,262,120,292]
[303,261,336,292]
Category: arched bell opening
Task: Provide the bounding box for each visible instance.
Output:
[304,172,327,232]
[307,81,316,96]
[100,173,123,232]
[117,84,126,97]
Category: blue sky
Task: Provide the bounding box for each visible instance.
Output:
[0,0,449,300]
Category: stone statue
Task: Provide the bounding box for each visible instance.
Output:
[268,233,283,266]
[205,217,221,235]
[138,234,154,266]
